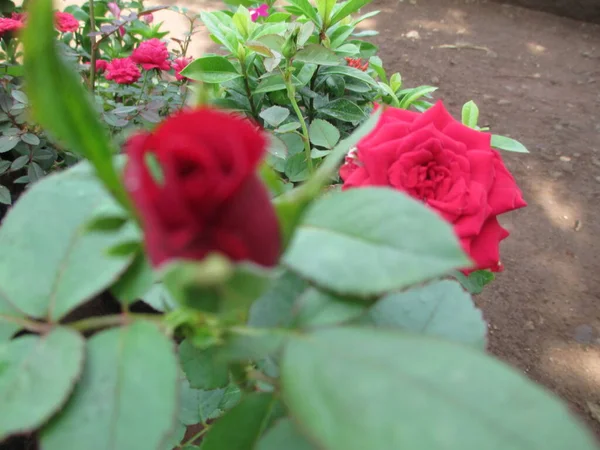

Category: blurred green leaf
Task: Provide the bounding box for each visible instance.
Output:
[398,85,438,109]
[257,418,316,450]
[179,339,230,390]
[41,321,179,450]
[330,0,372,26]
[0,328,85,441]
[260,106,291,127]
[295,44,340,66]
[182,56,243,84]
[281,327,597,450]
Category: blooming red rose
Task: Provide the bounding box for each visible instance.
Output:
[105,58,141,84]
[131,38,170,71]
[0,17,24,35]
[172,57,192,81]
[124,108,281,268]
[55,12,79,32]
[340,102,526,272]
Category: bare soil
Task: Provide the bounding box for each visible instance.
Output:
[365,0,600,437]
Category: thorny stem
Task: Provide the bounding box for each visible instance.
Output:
[89,0,97,92]
[285,77,314,174]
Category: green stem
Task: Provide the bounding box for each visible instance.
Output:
[240,60,259,120]
[89,0,97,92]
[286,80,314,174]
[179,426,210,448]
[0,313,164,334]
[136,70,150,106]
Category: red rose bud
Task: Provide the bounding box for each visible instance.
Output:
[124,108,281,268]
[54,12,79,32]
[131,38,171,71]
[340,102,527,273]
[345,57,369,72]
[105,58,141,84]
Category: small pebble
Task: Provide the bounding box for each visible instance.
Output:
[559,155,571,162]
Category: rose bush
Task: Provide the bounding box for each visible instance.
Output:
[341,102,527,272]
[124,107,281,268]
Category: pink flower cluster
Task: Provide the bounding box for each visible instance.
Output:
[100,39,192,85]
[0,11,81,36]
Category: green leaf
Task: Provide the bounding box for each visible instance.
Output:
[316,0,336,24]
[295,44,341,66]
[21,133,40,145]
[179,339,230,390]
[0,328,85,440]
[111,251,154,305]
[181,56,243,84]
[11,90,28,104]
[257,418,315,450]
[0,165,138,320]
[452,269,495,295]
[281,328,597,450]
[309,119,340,149]
[0,135,19,153]
[330,0,372,26]
[319,98,366,122]
[283,188,470,296]
[200,392,278,450]
[285,153,310,183]
[23,0,130,211]
[41,321,179,450]
[200,12,238,53]
[286,0,321,26]
[491,134,529,153]
[366,280,487,348]
[232,5,253,38]
[10,155,28,171]
[297,21,315,47]
[390,72,402,92]
[27,161,45,183]
[276,122,301,133]
[260,106,290,127]
[0,185,10,205]
[398,85,438,109]
[319,65,377,87]
[255,74,290,94]
[461,100,479,129]
[294,288,366,328]
[142,283,176,312]
[249,271,307,327]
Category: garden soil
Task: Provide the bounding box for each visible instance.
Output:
[49,0,600,443]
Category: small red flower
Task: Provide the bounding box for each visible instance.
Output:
[95,59,109,73]
[0,17,24,35]
[123,108,281,268]
[172,57,192,81]
[131,38,171,71]
[11,12,27,23]
[340,102,527,273]
[105,58,141,84]
[55,12,79,33]
[345,57,369,72]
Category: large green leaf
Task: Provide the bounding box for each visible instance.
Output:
[286,0,321,26]
[329,0,372,26]
[41,321,179,450]
[0,289,23,342]
[284,188,470,296]
[257,418,316,450]
[318,65,377,87]
[179,339,230,390]
[309,119,340,149]
[200,12,239,53]
[23,0,131,210]
[294,45,340,66]
[0,328,85,440]
[200,392,278,450]
[181,56,243,84]
[365,280,487,348]
[281,328,597,450]
[0,167,137,320]
[319,98,366,122]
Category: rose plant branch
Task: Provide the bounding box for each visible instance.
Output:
[88,0,97,92]
[285,74,314,174]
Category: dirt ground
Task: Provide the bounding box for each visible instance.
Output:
[365,0,600,436]
[43,0,600,442]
